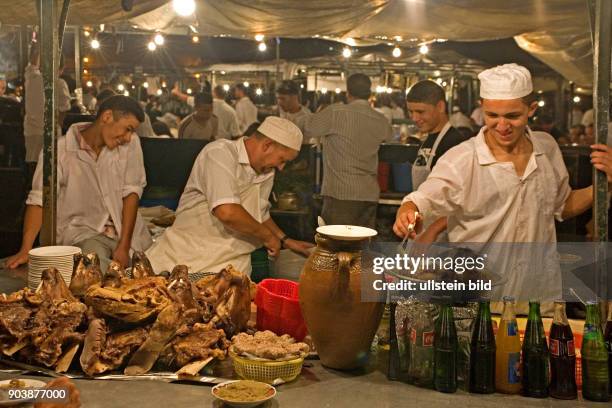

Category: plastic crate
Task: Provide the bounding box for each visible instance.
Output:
[255,279,307,341]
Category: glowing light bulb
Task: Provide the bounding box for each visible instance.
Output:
[86,80,93,87]
[143,82,149,89]
[254,34,264,42]
[573,96,581,103]
[186,88,192,94]
[223,84,230,91]
[258,42,267,52]
[255,88,263,96]
[156,89,163,96]
[537,100,545,107]
[162,82,167,88]
[335,88,341,94]
[83,57,89,63]
[195,73,201,79]
[123,90,129,96]
[342,47,352,58]
[192,36,199,43]
[83,69,88,74]
[419,44,429,54]
[300,84,304,89]
[83,30,90,37]
[154,33,164,46]
[345,37,356,46]
[90,39,100,49]
[173,0,196,17]
[392,46,401,58]
[117,84,125,91]
[321,87,328,94]
[386,87,393,94]
[243,82,250,87]
[147,41,157,51]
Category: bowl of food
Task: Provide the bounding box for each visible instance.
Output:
[211,380,276,407]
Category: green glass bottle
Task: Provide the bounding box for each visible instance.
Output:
[469,301,495,393]
[521,300,549,398]
[434,303,457,393]
[581,301,610,402]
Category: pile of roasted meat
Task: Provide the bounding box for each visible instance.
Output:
[0,252,253,376]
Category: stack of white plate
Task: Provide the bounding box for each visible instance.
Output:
[28,246,81,290]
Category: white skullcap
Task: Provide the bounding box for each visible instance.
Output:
[478,63,533,100]
[257,116,303,151]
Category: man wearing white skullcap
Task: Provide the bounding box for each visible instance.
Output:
[393,63,612,304]
[146,116,314,275]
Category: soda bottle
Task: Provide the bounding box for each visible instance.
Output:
[495,296,521,394]
[434,303,457,393]
[408,303,435,388]
[469,301,495,393]
[521,300,549,398]
[604,301,612,392]
[548,301,577,399]
[581,301,610,402]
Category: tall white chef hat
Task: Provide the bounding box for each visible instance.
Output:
[478,63,533,100]
[257,116,303,151]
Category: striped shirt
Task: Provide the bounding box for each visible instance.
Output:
[304,99,392,202]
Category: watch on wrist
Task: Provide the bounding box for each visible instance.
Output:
[280,235,289,248]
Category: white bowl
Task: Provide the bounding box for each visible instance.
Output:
[316,225,378,241]
[211,380,276,408]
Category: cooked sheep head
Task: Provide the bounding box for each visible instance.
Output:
[131,251,155,279]
[69,253,102,298]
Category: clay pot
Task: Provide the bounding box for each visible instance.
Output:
[299,233,384,370]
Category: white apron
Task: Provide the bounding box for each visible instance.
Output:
[411,122,451,190]
[146,183,263,275]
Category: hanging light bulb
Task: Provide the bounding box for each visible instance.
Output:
[321,87,328,94]
[90,39,100,49]
[386,87,393,94]
[300,84,304,89]
[123,90,130,97]
[342,47,352,58]
[172,0,196,17]
[538,100,545,107]
[86,80,93,87]
[117,84,125,91]
[258,42,267,52]
[147,41,157,51]
[143,82,149,89]
[195,73,201,79]
[192,36,199,43]
[156,89,163,96]
[392,46,402,58]
[162,81,167,88]
[83,30,91,37]
[419,44,429,55]
[335,88,341,94]
[186,88,193,94]
[153,33,165,46]
[255,88,263,96]
[83,57,89,63]
[255,34,265,42]
[345,37,356,46]
[83,69,89,74]
[573,96,581,103]
[243,82,250,87]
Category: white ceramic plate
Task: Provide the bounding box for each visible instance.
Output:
[29,246,81,257]
[0,379,47,406]
[316,225,378,241]
[211,380,276,408]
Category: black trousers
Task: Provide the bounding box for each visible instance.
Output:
[321,196,377,230]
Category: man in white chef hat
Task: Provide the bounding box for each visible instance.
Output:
[147,116,314,276]
[393,63,612,303]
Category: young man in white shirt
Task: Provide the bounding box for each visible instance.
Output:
[6,95,152,272]
[233,83,258,134]
[276,80,311,134]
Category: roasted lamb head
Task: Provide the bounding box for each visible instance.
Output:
[131,251,155,279]
[0,289,39,355]
[102,261,127,288]
[69,253,102,298]
[159,322,229,369]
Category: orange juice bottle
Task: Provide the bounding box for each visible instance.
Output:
[495,296,522,393]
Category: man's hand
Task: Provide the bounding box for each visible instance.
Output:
[393,201,422,239]
[284,239,315,257]
[264,235,281,258]
[112,244,130,269]
[5,249,29,269]
[591,144,612,185]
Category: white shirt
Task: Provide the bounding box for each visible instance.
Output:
[279,105,311,135]
[235,96,258,134]
[403,127,571,244]
[26,123,152,251]
[375,106,393,123]
[581,108,594,127]
[470,107,484,127]
[391,107,405,120]
[213,99,240,139]
[24,64,71,162]
[449,111,473,129]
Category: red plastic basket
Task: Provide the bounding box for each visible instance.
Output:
[255,279,307,341]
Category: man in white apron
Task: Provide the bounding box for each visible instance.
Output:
[146,116,313,275]
[395,63,612,305]
[407,80,470,243]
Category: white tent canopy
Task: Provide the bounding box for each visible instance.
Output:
[0,0,593,85]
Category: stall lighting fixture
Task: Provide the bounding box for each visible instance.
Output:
[143,82,149,89]
[90,39,100,49]
[419,44,429,55]
[243,82,250,87]
[255,88,263,96]
[132,85,136,89]
[258,42,267,52]
[221,71,226,75]
[192,36,199,43]
[433,70,441,76]
[435,78,443,85]
[157,89,163,96]
[154,33,165,46]
[173,0,196,17]
[442,81,447,87]
[123,90,129,96]
[392,46,401,58]
[321,87,328,94]
[223,84,230,91]
[186,88,192,94]
[255,34,265,42]
[162,82,167,88]
[147,41,157,51]
[573,96,581,103]
[335,88,341,94]
[83,57,89,63]
[386,87,393,94]
[375,86,384,93]
[537,100,545,107]
[83,69,88,74]
[342,47,352,58]
[345,37,356,46]
[86,81,93,87]
[117,84,125,91]
[195,73,201,79]
[300,84,304,89]
[83,30,90,37]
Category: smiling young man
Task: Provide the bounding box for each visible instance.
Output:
[6,95,152,271]
[394,63,611,244]
[146,116,313,276]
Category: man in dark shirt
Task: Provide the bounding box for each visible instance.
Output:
[406,80,471,242]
